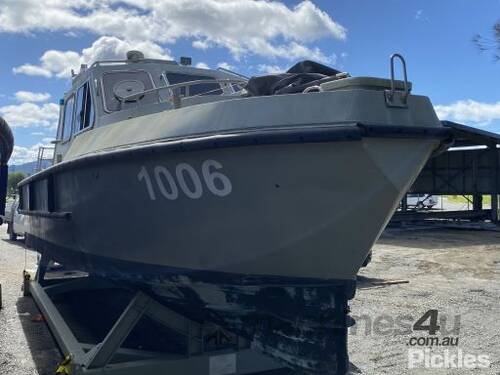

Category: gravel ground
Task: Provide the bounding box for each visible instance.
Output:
[350,227,500,374]
[0,224,499,374]
[0,227,60,375]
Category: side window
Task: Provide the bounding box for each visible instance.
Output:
[62,96,75,142]
[86,86,95,129]
[75,82,94,132]
[165,73,222,96]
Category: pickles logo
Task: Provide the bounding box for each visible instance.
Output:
[408,349,490,369]
[407,310,490,370]
[351,309,491,369]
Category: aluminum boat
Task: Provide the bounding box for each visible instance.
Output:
[19,51,449,374]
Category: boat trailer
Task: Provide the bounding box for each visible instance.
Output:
[24,256,360,375]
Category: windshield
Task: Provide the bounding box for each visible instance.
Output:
[101,70,156,112]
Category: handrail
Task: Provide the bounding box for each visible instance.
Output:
[120,78,247,102]
[388,53,409,103]
[216,67,250,80]
[89,58,178,69]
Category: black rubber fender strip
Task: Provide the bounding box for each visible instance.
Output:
[19,123,450,186]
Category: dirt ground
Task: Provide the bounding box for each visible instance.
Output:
[0,226,58,375]
[0,224,499,374]
[350,226,500,374]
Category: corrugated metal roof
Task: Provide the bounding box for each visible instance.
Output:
[443,121,500,147]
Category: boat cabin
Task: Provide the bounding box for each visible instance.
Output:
[54,51,246,163]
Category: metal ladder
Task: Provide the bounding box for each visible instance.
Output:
[34,146,55,173]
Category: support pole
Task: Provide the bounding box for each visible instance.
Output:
[492,144,499,223]
[492,194,499,223]
[472,194,482,212]
[401,193,408,212]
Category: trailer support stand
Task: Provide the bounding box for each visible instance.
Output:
[27,262,287,375]
[84,292,152,369]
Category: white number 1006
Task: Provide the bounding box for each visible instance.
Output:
[137,159,232,200]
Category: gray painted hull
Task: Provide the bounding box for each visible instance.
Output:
[21,126,443,374]
[25,137,436,281]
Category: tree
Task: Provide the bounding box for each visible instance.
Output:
[7,172,26,198]
[473,21,500,61]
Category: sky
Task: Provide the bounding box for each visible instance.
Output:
[0,0,499,164]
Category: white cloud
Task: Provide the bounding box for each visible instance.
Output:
[435,100,500,126]
[15,91,51,102]
[42,137,55,144]
[80,36,172,64]
[257,64,285,74]
[217,62,234,70]
[11,145,39,165]
[278,42,336,64]
[2,0,345,62]
[13,36,172,78]
[15,50,80,78]
[245,40,336,64]
[10,143,53,165]
[0,102,59,128]
[12,64,53,78]
[415,9,429,22]
[192,40,212,50]
[195,62,210,69]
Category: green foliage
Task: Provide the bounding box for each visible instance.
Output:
[7,172,26,198]
[446,195,491,205]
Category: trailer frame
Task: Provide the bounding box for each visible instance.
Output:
[25,256,288,375]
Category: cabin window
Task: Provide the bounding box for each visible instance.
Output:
[75,82,94,132]
[61,96,75,142]
[165,73,223,96]
[101,70,155,113]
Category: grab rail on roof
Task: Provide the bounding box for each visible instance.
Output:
[89,59,178,69]
[216,67,250,80]
[119,78,247,103]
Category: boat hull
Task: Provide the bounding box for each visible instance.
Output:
[21,128,443,373]
[24,136,436,280]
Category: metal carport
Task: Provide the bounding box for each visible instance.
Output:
[393,121,500,223]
